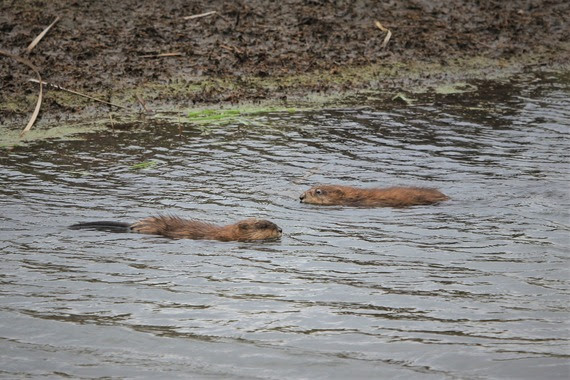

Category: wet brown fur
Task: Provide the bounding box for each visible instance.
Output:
[300,185,449,207]
[130,216,282,241]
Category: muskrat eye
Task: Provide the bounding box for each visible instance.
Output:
[315,189,322,195]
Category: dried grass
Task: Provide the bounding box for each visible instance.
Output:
[28,79,128,109]
[140,52,183,58]
[374,21,392,49]
[183,11,217,20]
[0,49,43,137]
[26,16,60,53]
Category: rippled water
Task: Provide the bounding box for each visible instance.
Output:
[1,74,569,379]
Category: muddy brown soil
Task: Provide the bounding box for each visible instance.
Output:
[1,0,569,124]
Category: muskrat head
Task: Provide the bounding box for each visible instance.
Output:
[236,219,282,241]
[299,185,346,205]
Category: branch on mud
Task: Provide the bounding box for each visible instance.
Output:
[0,49,43,137]
[374,21,392,49]
[140,52,184,58]
[183,11,217,20]
[1,17,62,136]
[26,16,60,53]
[135,94,152,114]
[28,79,128,110]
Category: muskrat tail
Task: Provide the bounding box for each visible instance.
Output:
[69,221,132,232]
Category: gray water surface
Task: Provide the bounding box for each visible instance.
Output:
[1,74,569,379]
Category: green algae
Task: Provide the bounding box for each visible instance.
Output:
[130,160,159,170]
[1,50,568,147]
[184,106,298,125]
[0,114,142,149]
[434,82,478,94]
[0,123,104,149]
[187,108,242,123]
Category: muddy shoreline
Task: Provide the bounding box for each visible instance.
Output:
[1,0,569,130]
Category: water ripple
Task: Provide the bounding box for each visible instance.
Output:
[1,76,569,379]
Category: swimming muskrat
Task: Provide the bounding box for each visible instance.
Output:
[299,185,449,207]
[70,216,282,242]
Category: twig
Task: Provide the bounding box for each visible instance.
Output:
[140,52,183,58]
[0,49,43,137]
[374,20,392,49]
[26,16,60,53]
[183,11,217,20]
[28,78,128,109]
[220,44,244,54]
[135,93,152,113]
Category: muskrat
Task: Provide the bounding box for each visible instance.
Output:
[70,216,282,242]
[299,185,449,207]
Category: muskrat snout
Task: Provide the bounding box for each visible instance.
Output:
[299,193,306,202]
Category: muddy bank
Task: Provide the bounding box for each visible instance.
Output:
[1,0,569,128]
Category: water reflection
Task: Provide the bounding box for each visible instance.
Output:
[1,74,569,379]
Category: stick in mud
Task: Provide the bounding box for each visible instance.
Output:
[28,79,128,110]
[374,21,392,49]
[26,16,60,53]
[0,50,43,137]
[140,52,183,58]
[183,11,217,20]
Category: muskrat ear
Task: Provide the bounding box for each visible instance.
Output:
[238,222,250,230]
[255,220,271,229]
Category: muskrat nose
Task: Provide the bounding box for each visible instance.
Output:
[299,193,305,202]
[278,227,283,233]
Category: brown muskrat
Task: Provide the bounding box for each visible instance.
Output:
[299,185,449,207]
[70,216,282,242]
